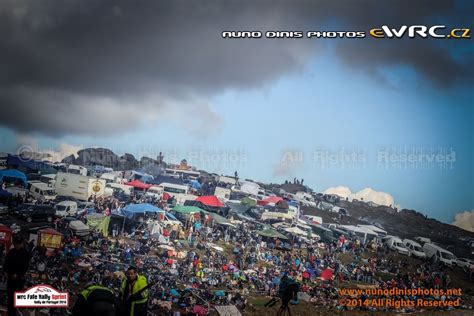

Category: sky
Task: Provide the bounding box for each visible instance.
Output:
[0,0,473,225]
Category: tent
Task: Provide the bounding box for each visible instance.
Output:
[122,203,164,219]
[0,189,12,198]
[38,228,63,249]
[86,213,111,237]
[6,155,53,173]
[172,205,204,214]
[125,179,152,190]
[195,196,224,207]
[227,202,252,214]
[283,226,307,236]
[258,196,283,205]
[0,224,12,251]
[256,228,288,240]
[188,180,202,190]
[204,211,234,227]
[240,197,257,207]
[0,169,28,187]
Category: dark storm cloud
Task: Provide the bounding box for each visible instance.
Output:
[0,0,471,136]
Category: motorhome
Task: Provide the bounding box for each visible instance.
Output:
[423,243,456,266]
[403,239,426,259]
[158,183,189,195]
[28,181,57,201]
[357,225,387,237]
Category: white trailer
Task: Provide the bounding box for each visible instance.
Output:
[55,172,106,201]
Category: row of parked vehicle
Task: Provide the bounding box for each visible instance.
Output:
[382,235,473,270]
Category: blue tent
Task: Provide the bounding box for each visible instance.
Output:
[189,180,202,190]
[0,189,12,198]
[6,155,53,173]
[122,203,164,219]
[0,169,28,187]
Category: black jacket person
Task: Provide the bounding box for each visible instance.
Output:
[72,283,118,316]
[3,235,30,316]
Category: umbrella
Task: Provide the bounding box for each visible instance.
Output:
[320,268,334,281]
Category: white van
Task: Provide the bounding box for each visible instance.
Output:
[423,243,456,266]
[386,237,409,255]
[146,186,164,199]
[29,181,57,201]
[403,239,426,259]
[55,201,78,217]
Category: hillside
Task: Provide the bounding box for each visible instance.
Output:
[302,200,474,258]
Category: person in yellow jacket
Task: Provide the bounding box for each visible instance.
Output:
[120,266,149,316]
[72,282,118,316]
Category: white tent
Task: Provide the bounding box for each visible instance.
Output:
[284,226,307,236]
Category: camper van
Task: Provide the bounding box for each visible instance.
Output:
[403,239,426,259]
[28,181,57,201]
[386,236,409,255]
[423,243,456,266]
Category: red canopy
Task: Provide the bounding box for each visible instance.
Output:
[126,179,152,190]
[195,195,224,207]
[259,196,284,205]
[320,268,334,281]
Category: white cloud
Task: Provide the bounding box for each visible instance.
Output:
[323,186,397,208]
[40,143,83,162]
[452,210,474,232]
[16,135,83,163]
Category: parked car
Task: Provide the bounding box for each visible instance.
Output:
[455,258,473,270]
[14,204,55,223]
[403,239,426,259]
[62,217,90,237]
[28,181,57,201]
[0,203,8,217]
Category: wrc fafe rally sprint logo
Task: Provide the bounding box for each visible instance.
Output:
[15,285,69,308]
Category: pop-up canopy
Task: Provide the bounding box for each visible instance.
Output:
[122,203,164,219]
[195,195,224,207]
[125,179,152,190]
[0,169,28,187]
